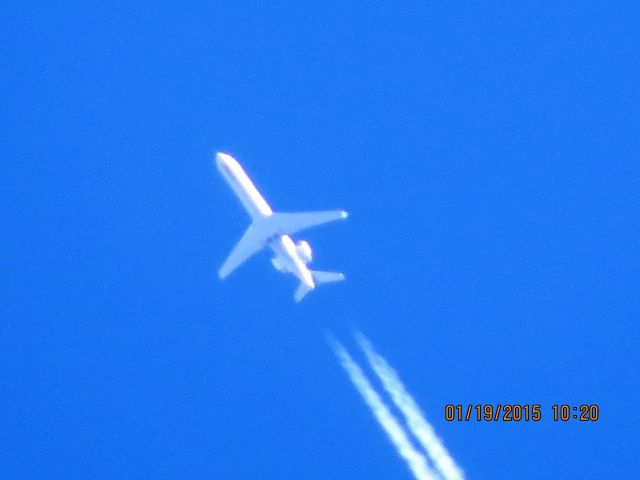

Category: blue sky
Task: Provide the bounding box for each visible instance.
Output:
[2,1,639,478]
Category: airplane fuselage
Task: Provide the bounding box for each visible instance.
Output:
[216,152,273,218]
[216,152,315,288]
[269,234,315,288]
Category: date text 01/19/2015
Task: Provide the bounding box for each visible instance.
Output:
[444,404,600,422]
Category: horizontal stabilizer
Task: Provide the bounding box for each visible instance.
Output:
[312,270,345,284]
[294,270,344,302]
[294,283,313,303]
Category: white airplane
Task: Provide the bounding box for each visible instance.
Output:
[215,152,348,302]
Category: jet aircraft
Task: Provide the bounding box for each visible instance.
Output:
[215,152,348,302]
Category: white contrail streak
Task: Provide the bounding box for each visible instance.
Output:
[328,337,440,480]
[356,333,465,480]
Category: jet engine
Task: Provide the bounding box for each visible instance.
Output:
[296,240,313,263]
[271,256,286,272]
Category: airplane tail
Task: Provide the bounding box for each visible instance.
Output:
[312,270,345,284]
[294,270,345,303]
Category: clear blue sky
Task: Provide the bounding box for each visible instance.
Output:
[2,2,639,478]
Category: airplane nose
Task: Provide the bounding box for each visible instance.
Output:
[215,152,235,173]
[215,152,229,165]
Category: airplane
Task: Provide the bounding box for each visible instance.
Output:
[215,152,348,302]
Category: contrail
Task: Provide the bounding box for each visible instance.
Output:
[328,337,440,480]
[356,333,465,480]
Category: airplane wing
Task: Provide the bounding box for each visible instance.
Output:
[218,210,348,279]
[218,223,266,279]
[269,210,348,236]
